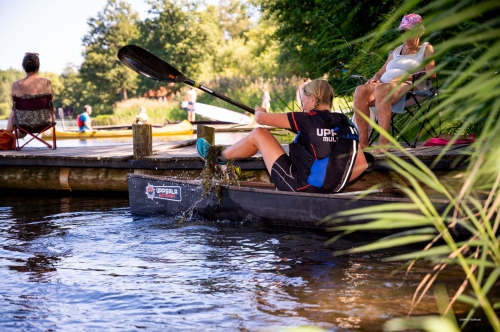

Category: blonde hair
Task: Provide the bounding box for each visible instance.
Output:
[302,79,334,109]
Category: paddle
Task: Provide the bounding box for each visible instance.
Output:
[117,45,255,114]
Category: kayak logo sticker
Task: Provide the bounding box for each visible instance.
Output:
[145,184,181,201]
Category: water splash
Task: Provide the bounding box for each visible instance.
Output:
[177,196,205,223]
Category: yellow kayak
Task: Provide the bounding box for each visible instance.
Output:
[44,120,193,139]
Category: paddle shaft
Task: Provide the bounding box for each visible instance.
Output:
[183,77,255,114]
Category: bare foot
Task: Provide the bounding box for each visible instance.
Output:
[372,145,390,155]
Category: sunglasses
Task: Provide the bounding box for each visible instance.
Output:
[25,52,39,56]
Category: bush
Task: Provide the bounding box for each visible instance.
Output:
[99,98,182,126]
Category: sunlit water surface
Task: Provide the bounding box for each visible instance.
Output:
[1,194,492,331]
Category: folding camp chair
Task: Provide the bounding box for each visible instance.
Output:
[351,71,440,148]
[12,94,57,150]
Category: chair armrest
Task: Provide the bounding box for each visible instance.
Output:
[351,75,368,84]
[412,71,427,82]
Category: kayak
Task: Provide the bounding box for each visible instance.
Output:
[44,120,193,139]
[194,103,253,124]
[127,173,464,233]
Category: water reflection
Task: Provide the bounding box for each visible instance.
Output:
[1,194,128,285]
[0,194,493,331]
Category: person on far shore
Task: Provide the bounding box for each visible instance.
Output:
[78,105,95,132]
[296,78,311,110]
[261,84,271,112]
[135,106,148,124]
[181,87,197,122]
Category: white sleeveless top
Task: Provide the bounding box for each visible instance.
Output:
[380,42,428,83]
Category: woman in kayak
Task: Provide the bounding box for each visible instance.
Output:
[197,79,372,193]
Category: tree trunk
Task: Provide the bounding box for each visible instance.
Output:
[120,88,128,100]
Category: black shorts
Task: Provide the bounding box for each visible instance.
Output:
[270,154,331,193]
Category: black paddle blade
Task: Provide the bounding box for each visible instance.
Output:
[118,45,185,83]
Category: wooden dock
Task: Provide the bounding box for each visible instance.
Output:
[0,139,471,192]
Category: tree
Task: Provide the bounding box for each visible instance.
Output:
[0,69,24,118]
[134,0,222,95]
[216,0,253,40]
[80,0,140,112]
[258,0,400,78]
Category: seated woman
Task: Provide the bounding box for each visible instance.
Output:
[5,52,53,136]
[353,13,436,151]
[135,106,148,124]
[197,79,370,194]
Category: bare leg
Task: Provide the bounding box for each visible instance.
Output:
[349,147,368,181]
[188,111,195,122]
[353,83,377,149]
[224,129,369,183]
[373,82,411,149]
[223,127,286,173]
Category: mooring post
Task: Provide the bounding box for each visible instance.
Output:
[197,125,215,145]
[132,124,153,160]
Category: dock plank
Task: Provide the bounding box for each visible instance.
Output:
[0,138,476,191]
[0,138,473,171]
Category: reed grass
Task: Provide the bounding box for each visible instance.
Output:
[321,0,500,330]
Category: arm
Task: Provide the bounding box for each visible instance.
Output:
[86,117,94,131]
[47,79,54,95]
[11,81,20,99]
[366,51,394,84]
[82,114,94,131]
[254,107,291,129]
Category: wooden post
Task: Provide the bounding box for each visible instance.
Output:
[133,124,153,160]
[197,125,215,145]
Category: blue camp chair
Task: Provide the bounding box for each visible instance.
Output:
[351,71,440,148]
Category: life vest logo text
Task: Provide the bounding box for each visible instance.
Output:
[316,128,338,142]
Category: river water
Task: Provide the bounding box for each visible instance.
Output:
[1,192,493,331]
[0,120,493,331]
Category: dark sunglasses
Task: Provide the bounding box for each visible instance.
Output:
[399,29,409,34]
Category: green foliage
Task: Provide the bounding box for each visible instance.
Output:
[133,0,222,95]
[57,65,84,114]
[79,0,140,112]
[0,69,24,119]
[259,0,400,79]
[102,97,180,126]
[322,0,500,329]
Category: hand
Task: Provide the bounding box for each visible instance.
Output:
[254,106,267,113]
[366,77,380,84]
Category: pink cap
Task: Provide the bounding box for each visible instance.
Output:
[399,13,422,30]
